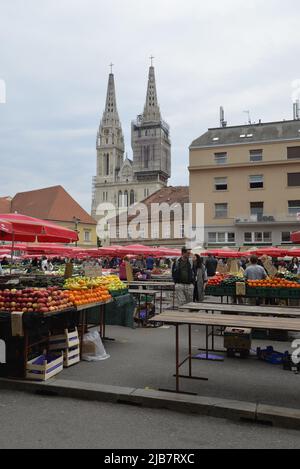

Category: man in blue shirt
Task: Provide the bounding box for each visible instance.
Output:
[146,255,155,271]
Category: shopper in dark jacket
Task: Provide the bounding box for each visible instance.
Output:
[172,248,195,307]
[205,254,218,277]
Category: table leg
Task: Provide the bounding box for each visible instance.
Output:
[176,324,180,393]
[101,304,115,342]
[188,324,192,378]
[79,310,84,359]
[23,333,28,379]
[160,288,163,315]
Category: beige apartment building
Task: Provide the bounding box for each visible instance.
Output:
[189,119,300,248]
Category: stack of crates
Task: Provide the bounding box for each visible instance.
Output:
[49,328,80,368]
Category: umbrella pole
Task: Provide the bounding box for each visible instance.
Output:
[10,232,15,274]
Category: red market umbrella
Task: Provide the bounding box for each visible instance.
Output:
[0,214,78,268]
[254,247,289,257]
[204,249,242,258]
[0,213,78,243]
[155,247,181,258]
[117,244,158,256]
[0,214,78,243]
[291,232,300,244]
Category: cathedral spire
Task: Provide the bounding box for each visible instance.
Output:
[142,63,161,124]
[103,70,120,123]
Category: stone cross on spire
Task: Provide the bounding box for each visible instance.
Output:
[142,62,161,123]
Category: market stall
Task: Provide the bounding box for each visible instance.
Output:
[0,215,136,380]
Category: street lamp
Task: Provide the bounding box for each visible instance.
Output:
[73,217,81,247]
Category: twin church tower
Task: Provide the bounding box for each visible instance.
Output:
[91,63,171,220]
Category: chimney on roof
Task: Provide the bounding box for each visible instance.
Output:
[220,106,227,128]
[293,100,300,120]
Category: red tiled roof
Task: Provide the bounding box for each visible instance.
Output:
[10,186,96,225]
[108,186,189,224]
[141,186,189,206]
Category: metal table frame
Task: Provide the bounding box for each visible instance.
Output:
[150,310,300,395]
[126,281,176,313]
[128,289,159,327]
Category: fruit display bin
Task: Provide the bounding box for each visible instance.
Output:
[109,288,129,298]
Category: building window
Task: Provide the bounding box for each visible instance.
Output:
[84,231,91,242]
[250,150,263,162]
[244,232,252,243]
[217,232,226,243]
[208,233,217,244]
[287,147,300,160]
[288,200,300,216]
[282,232,291,243]
[288,173,300,187]
[105,153,110,176]
[215,203,228,219]
[208,232,235,244]
[124,190,129,207]
[102,192,108,202]
[244,232,272,244]
[118,191,123,207]
[164,225,171,239]
[250,202,264,219]
[144,146,150,168]
[152,224,159,239]
[249,175,264,189]
[228,233,235,243]
[215,177,228,191]
[130,190,135,205]
[144,188,150,198]
[214,152,228,165]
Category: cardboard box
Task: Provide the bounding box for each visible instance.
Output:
[11,312,24,337]
[224,327,252,351]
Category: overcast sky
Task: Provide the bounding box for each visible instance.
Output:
[1,0,300,212]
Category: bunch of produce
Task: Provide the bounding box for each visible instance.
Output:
[152,268,163,275]
[15,276,65,290]
[93,275,127,292]
[64,277,105,290]
[221,276,245,286]
[247,278,300,289]
[207,274,245,288]
[0,287,73,314]
[65,286,111,306]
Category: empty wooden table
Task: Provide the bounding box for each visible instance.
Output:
[149,310,300,394]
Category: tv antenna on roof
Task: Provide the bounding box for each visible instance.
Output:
[244,110,252,125]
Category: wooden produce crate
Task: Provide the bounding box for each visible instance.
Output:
[49,328,79,351]
[26,353,63,381]
[63,345,80,368]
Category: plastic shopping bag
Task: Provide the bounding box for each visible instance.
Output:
[81,331,110,362]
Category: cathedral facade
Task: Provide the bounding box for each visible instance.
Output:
[91,64,171,222]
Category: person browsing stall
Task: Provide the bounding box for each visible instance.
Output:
[172,247,195,307]
[244,255,267,281]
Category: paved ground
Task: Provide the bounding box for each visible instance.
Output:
[1,390,300,449]
[57,323,300,410]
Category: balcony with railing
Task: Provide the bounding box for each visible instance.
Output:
[235,213,300,225]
